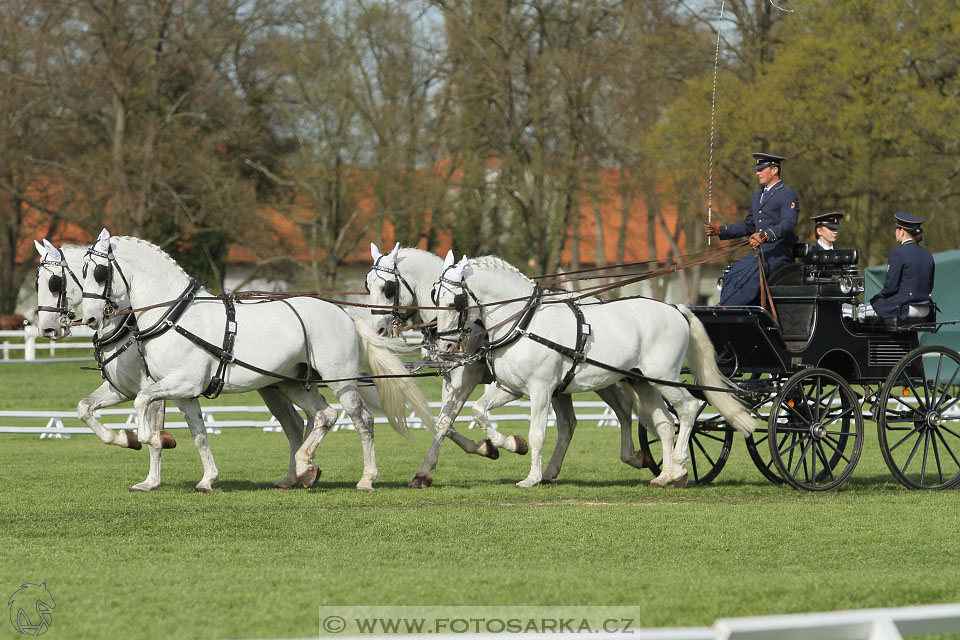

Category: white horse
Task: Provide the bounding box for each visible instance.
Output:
[77,230,434,492]
[34,239,317,492]
[433,254,757,488]
[366,243,651,487]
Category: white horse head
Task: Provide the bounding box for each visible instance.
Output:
[35,239,83,339]
[432,254,527,355]
[364,243,451,338]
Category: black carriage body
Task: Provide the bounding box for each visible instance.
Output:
[692,250,921,385]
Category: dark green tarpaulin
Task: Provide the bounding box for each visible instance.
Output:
[865,249,960,353]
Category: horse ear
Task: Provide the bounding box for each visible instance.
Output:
[370,243,382,261]
[35,240,46,257]
[390,242,400,258]
[443,250,455,267]
[95,228,112,253]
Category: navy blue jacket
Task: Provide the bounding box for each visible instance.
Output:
[717,181,800,306]
[870,241,935,319]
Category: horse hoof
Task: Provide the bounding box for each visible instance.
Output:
[195,486,212,494]
[541,478,555,485]
[408,474,433,488]
[649,479,667,489]
[273,481,294,490]
[129,486,150,493]
[672,474,689,489]
[299,466,321,488]
[158,430,176,449]
[123,429,143,450]
[512,435,529,455]
[479,439,500,460]
[356,485,375,493]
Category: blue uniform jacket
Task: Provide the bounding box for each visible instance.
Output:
[869,241,935,319]
[717,181,800,306]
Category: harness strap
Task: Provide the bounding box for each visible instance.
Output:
[553,299,590,395]
[521,331,735,394]
[200,295,238,399]
[135,280,202,340]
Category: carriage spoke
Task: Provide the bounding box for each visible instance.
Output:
[934,428,960,468]
[901,374,929,414]
[899,429,926,476]
[929,430,944,486]
[889,425,923,453]
[920,428,931,486]
[937,392,960,416]
[791,437,814,479]
[822,404,855,430]
[814,442,835,483]
[819,434,852,464]
[889,393,925,418]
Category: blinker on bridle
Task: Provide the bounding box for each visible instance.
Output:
[82,245,130,318]
[36,249,83,327]
[365,255,417,327]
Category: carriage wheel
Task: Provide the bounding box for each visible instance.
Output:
[877,345,960,490]
[768,368,863,491]
[637,401,734,485]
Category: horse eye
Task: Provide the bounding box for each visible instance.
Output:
[48,275,63,294]
[93,264,109,284]
[383,281,397,300]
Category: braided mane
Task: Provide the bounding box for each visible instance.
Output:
[466,255,534,285]
[113,236,192,279]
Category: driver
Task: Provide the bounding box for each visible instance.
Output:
[704,152,800,306]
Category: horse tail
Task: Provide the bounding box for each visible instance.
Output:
[350,316,437,439]
[677,305,756,436]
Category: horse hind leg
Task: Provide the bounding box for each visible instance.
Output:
[631,382,675,489]
[281,384,338,489]
[174,398,219,493]
[596,384,652,471]
[656,384,700,488]
[330,383,377,492]
[259,386,307,489]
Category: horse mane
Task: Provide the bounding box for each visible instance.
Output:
[466,255,534,285]
[113,236,192,280]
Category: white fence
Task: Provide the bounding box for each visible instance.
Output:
[0,400,626,438]
[0,326,96,362]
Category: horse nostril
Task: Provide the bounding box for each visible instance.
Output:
[377,327,385,336]
[42,328,56,338]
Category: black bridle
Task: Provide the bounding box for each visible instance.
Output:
[365,255,418,329]
[431,265,482,346]
[36,249,84,327]
[81,244,131,319]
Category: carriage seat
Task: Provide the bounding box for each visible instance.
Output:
[808,248,859,266]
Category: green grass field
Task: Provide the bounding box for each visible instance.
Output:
[1,362,959,639]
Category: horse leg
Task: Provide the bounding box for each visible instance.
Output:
[77,382,143,449]
[282,384,338,489]
[542,395,576,483]
[516,392,550,488]
[329,382,377,492]
[410,363,487,488]
[470,385,528,455]
[440,363,496,456]
[129,400,167,492]
[596,384,652,470]
[132,376,198,450]
[258,386,307,489]
[632,382,675,488]
[655,385,700,488]
[174,398,219,493]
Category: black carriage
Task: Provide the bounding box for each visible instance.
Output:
[639,245,960,491]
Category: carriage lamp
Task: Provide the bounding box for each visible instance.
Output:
[839,276,854,294]
[903,388,911,397]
